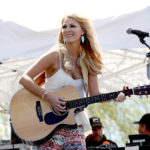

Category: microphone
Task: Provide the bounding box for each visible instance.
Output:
[127,28,149,38]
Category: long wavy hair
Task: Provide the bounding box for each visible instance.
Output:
[55,13,103,75]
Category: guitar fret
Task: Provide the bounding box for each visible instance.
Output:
[74,100,79,108]
[109,93,113,100]
[110,92,118,100]
[81,98,85,107]
[67,100,74,109]
[94,95,100,103]
[100,94,107,101]
[114,92,118,99]
[97,95,101,102]
[86,97,91,105]
[108,94,112,100]
[82,98,87,107]
[89,96,96,104]
[89,96,94,104]
[105,94,109,101]
[79,99,84,107]
[93,96,97,103]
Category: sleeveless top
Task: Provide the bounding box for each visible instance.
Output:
[45,51,91,131]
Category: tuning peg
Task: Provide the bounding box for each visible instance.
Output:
[144,84,150,95]
[126,86,131,97]
[137,85,142,95]
[143,84,148,95]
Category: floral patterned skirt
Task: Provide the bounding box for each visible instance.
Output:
[31,125,86,150]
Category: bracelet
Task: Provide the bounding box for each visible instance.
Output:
[42,91,48,99]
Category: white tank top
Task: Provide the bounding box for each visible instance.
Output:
[45,51,91,131]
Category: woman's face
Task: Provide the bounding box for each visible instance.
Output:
[61,17,84,43]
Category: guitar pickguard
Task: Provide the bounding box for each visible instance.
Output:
[44,111,69,125]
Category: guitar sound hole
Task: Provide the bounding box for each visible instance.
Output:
[52,108,68,116]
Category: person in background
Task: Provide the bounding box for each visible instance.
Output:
[127,113,150,146]
[86,117,118,149]
[134,113,150,135]
[19,13,126,150]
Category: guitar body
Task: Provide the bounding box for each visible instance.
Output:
[10,86,80,145]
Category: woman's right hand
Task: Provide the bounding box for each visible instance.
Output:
[44,92,67,115]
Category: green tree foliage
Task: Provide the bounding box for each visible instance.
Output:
[0,103,10,139]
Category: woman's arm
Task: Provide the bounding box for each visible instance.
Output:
[19,51,58,97]
[88,73,126,102]
[88,74,100,96]
[19,51,66,114]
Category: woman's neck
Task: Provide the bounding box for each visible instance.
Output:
[66,43,81,58]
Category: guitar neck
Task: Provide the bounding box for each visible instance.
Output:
[66,89,133,109]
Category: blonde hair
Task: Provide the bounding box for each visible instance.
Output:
[56,13,103,75]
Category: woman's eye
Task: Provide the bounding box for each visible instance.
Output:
[62,25,76,29]
[70,25,75,28]
[62,25,67,29]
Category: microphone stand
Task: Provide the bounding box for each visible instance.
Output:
[139,36,150,80]
[138,37,150,56]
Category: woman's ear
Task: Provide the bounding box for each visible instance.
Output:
[81,29,85,35]
[82,31,85,35]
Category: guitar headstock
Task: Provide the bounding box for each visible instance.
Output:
[133,84,150,95]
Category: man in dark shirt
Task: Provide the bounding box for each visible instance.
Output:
[133,113,150,145]
[134,113,150,136]
[86,117,118,149]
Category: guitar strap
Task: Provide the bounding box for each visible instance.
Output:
[74,59,89,113]
[80,59,88,97]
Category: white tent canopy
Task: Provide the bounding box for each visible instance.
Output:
[0,6,150,107]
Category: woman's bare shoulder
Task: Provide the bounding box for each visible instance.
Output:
[38,49,60,65]
[44,49,60,58]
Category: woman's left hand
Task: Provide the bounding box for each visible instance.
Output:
[114,92,126,102]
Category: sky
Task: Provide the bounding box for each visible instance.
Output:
[0,0,149,31]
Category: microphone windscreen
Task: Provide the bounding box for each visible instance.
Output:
[126,28,132,34]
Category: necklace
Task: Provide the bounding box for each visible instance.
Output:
[72,61,76,66]
[71,61,82,79]
[69,55,82,79]
[70,54,79,64]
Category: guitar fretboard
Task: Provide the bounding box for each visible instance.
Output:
[66,89,133,109]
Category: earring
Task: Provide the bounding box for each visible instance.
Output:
[64,39,66,44]
[81,35,85,43]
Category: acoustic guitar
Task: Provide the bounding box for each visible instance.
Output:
[10,85,150,145]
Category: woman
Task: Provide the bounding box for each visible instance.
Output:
[19,13,125,150]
